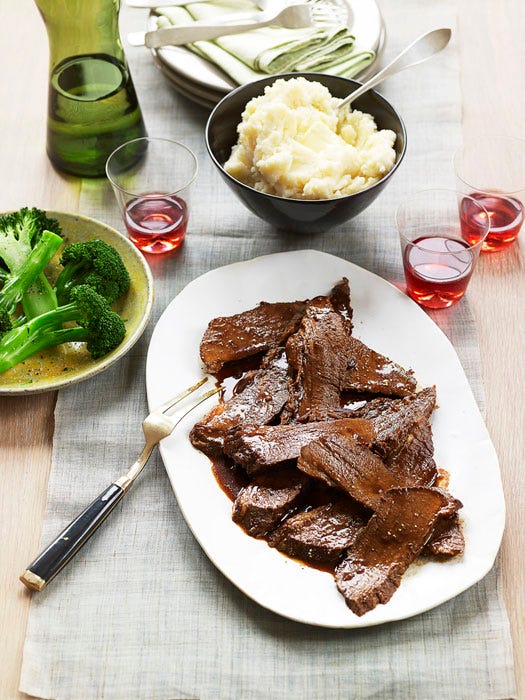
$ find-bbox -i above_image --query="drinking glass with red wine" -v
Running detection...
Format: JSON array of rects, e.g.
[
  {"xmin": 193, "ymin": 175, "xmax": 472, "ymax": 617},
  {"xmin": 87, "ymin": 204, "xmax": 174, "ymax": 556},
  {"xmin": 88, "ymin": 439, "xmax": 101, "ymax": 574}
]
[
  {"xmin": 454, "ymin": 136, "xmax": 525, "ymax": 252},
  {"xmin": 106, "ymin": 137, "xmax": 198, "ymax": 254},
  {"xmin": 397, "ymin": 188, "xmax": 490, "ymax": 310}
]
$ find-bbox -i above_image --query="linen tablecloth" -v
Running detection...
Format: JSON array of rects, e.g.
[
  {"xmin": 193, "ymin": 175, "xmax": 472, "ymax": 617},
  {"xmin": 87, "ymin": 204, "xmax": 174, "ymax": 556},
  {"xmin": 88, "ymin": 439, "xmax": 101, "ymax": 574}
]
[{"xmin": 20, "ymin": 1, "xmax": 517, "ymax": 698}]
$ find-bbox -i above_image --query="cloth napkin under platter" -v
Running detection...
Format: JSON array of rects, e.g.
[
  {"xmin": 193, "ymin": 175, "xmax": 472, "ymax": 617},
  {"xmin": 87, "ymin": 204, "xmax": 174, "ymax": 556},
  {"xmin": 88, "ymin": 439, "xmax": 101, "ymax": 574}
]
[
  {"xmin": 19, "ymin": 0, "xmax": 517, "ymax": 698},
  {"xmin": 154, "ymin": 0, "xmax": 375, "ymax": 85}
]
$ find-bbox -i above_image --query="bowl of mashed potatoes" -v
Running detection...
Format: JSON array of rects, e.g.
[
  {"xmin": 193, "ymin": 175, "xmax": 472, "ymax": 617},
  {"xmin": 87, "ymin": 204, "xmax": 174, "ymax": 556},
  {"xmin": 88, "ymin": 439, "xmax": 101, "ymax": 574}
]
[{"xmin": 206, "ymin": 73, "xmax": 406, "ymax": 234}]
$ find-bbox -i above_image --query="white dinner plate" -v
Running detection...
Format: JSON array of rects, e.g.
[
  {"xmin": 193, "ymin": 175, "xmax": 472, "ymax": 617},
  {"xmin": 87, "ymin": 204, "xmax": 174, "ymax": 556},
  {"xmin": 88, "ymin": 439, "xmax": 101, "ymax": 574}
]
[
  {"xmin": 152, "ymin": 53, "xmax": 228, "ymax": 109},
  {"xmin": 146, "ymin": 250, "xmax": 505, "ymax": 628},
  {"xmin": 150, "ymin": 0, "xmax": 386, "ymax": 104}
]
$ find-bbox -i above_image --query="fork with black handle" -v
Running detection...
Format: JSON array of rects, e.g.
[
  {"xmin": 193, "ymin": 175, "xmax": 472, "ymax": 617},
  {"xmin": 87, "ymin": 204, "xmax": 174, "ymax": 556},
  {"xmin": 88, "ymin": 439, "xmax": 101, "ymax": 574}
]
[{"xmin": 20, "ymin": 378, "xmax": 219, "ymax": 592}]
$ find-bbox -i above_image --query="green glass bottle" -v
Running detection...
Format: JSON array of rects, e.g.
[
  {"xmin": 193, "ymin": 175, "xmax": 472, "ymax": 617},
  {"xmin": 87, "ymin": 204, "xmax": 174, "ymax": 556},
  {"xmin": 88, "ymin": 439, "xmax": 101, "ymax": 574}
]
[{"xmin": 35, "ymin": 0, "xmax": 147, "ymax": 177}]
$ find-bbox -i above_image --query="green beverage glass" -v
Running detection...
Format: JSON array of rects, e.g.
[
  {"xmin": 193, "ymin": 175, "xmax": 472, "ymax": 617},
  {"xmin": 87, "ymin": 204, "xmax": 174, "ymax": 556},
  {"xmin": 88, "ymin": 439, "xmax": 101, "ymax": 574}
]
[{"xmin": 35, "ymin": 0, "xmax": 147, "ymax": 177}]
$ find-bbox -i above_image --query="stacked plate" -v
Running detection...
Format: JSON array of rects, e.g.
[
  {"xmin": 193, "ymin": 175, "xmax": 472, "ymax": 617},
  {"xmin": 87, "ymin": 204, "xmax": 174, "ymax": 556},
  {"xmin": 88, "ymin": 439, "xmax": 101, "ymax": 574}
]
[{"xmin": 148, "ymin": 0, "xmax": 386, "ymax": 108}]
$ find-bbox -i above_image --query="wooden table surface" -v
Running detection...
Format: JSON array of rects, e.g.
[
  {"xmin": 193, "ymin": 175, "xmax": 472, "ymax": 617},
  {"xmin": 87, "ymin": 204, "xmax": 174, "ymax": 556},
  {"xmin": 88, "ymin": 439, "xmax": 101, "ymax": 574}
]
[{"xmin": 1, "ymin": 1, "xmax": 523, "ymax": 698}]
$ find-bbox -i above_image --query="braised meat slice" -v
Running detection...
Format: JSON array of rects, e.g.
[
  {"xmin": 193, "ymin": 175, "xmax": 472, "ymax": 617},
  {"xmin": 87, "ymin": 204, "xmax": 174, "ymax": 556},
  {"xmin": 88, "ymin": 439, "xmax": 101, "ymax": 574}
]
[
  {"xmin": 297, "ymin": 433, "xmax": 402, "ymax": 511},
  {"xmin": 383, "ymin": 418, "xmax": 461, "ymax": 556},
  {"xmin": 346, "ymin": 395, "xmax": 396, "ymax": 420},
  {"xmin": 200, "ymin": 300, "xmax": 307, "ymax": 373},
  {"xmin": 268, "ymin": 499, "xmax": 366, "ymax": 565},
  {"xmin": 422, "ymin": 514, "xmax": 465, "ymax": 557},
  {"xmin": 367, "ymin": 387, "xmax": 437, "ymax": 457},
  {"xmin": 282, "ymin": 298, "xmax": 351, "ymax": 423},
  {"xmin": 343, "ymin": 336, "xmax": 417, "ymax": 397},
  {"xmin": 298, "ymin": 426, "xmax": 459, "ymax": 559},
  {"xmin": 335, "ymin": 487, "xmax": 461, "ymax": 616},
  {"xmin": 345, "ymin": 389, "xmax": 438, "ymax": 482},
  {"xmin": 224, "ymin": 418, "xmax": 375, "ymax": 474},
  {"xmin": 232, "ymin": 467, "xmax": 309, "ymax": 537},
  {"xmin": 385, "ymin": 419, "xmax": 438, "ymax": 486},
  {"xmin": 190, "ymin": 348, "xmax": 289, "ymax": 457},
  {"xmin": 328, "ymin": 277, "xmax": 353, "ymax": 328}
]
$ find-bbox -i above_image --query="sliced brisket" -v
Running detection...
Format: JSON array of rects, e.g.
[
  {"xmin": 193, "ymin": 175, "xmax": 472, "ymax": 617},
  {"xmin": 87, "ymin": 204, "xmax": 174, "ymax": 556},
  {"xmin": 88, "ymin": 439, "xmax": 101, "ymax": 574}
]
[
  {"xmin": 190, "ymin": 347, "xmax": 289, "ymax": 457},
  {"xmin": 194, "ymin": 280, "xmax": 464, "ymax": 610},
  {"xmin": 297, "ymin": 433, "xmax": 401, "ymax": 511},
  {"xmin": 200, "ymin": 300, "xmax": 307, "ymax": 373},
  {"xmin": 268, "ymin": 499, "xmax": 366, "ymax": 565},
  {"xmin": 422, "ymin": 513, "xmax": 465, "ymax": 557},
  {"xmin": 385, "ymin": 419, "xmax": 438, "ymax": 486},
  {"xmin": 367, "ymin": 387, "xmax": 437, "ymax": 457},
  {"xmin": 297, "ymin": 417, "xmax": 459, "ymax": 557},
  {"xmin": 224, "ymin": 418, "xmax": 375, "ymax": 474},
  {"xmin": 335, "ymin": 487, "xmax": 461, "ymax": 616},
  {"xmin": 343, "ymin": 336, "xmax": 417, "ymax": 397},
  {"xmin": 282, "ymin": 298, "xmax": 351, "ymax": 422},
  {"xmin": 328, "ymin": 277, "xmax": 353, "ymax": 328},
  {"xmin": 232, "ymin": 466, "xmax": 309, "ymax": 538}
]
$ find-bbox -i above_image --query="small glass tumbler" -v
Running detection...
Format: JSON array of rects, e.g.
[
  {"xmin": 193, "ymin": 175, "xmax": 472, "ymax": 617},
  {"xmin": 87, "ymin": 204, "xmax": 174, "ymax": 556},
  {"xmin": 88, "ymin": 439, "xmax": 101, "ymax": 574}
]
[
  {"xmin": 396, "ymin": 189, "xmax": 490, "ymax": 309},
  {"xmin": 106, "ymin": 137, "xmax": 198, "ymax": 254},
  {"xmin": 454, "ymin": 136, "xmax": 525, "ymax": 252}
]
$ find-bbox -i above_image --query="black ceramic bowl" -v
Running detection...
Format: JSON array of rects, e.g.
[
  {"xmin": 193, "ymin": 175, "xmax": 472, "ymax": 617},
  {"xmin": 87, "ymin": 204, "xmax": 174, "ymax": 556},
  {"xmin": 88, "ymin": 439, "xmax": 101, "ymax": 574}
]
[{"xmin": 205, "ymin": 72, "xmax": 407, "ymax": 234}]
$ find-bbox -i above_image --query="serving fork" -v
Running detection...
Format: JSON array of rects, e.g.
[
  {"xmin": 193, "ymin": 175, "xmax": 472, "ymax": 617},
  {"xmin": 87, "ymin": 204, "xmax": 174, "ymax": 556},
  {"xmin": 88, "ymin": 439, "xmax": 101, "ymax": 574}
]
[
  {"xmin": 127, "ymin": 3, "xmax": 313, "ymax": 48},
  {"xmin": 20, "ymin": 378, "xmax": 219, "ymax": 592}
]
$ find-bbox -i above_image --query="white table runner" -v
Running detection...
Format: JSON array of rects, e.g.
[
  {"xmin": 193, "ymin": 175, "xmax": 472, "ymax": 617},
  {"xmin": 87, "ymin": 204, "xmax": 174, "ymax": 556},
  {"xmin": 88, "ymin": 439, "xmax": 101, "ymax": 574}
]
[{"xmin": 20, "ymin": 1, "xmax": 517, "ymax": 698}]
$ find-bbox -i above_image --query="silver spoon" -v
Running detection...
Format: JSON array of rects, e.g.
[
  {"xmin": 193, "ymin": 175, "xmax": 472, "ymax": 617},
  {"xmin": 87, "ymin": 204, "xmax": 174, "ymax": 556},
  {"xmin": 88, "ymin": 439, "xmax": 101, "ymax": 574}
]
[{"xmin": 338, "ymin": 28, "xmax": 452, "ymax": 111}]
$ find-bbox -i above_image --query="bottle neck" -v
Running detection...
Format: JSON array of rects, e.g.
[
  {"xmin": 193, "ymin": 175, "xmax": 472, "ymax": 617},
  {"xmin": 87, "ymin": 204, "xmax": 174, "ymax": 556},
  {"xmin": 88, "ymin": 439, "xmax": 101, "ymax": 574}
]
[{"xmin": 35, "ymin": 0, "xmax": 125, "ymax": 69}]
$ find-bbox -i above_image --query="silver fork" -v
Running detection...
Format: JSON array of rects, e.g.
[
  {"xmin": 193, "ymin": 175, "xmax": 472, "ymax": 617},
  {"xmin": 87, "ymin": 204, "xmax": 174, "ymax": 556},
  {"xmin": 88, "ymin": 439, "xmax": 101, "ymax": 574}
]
[
  {"xmin": 127, "ymin": 3, "xmax": 313, "ymax": 48},
  {"xmin": 20, "ymin": 378, "xmax": 219, "ymax": 592}
]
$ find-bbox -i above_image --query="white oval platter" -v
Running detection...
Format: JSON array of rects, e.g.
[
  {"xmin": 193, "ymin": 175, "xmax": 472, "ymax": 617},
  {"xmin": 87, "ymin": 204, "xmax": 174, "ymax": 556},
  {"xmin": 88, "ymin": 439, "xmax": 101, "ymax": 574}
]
[{"xmin": 146, "ymin": 249, "xmax": 504, "ymax": 628}]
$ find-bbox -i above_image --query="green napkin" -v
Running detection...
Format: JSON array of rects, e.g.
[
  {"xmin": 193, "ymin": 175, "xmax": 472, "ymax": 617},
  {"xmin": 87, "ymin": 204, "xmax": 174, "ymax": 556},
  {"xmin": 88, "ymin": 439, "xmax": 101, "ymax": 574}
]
[
  {"xmin": 155, "ymin": 1, "xmax": 375, "ymax": 86},
  {"xmin": 157, "ymin": 6, "xmax": 262, "ymax": 85}
]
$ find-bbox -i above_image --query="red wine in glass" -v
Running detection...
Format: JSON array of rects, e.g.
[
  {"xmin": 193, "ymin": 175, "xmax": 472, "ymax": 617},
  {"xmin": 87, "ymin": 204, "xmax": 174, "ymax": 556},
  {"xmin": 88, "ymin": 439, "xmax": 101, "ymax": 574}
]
[
  {"xmin": 124, "ymin": 194, "xmax": 188, "ymax": 254},
  {"xmin": 403, "ymin": 235, "xmax": 474, "ymax": 309},
  {"xmin": 460, "ymin": 192, "xmax": 523, "ymax": 251}
]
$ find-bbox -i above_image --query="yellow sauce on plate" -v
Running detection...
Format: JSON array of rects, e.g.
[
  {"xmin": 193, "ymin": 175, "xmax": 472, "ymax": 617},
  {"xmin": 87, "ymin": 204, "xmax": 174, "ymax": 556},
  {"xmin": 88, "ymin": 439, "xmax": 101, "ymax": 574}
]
[{"xmin": 0, "ymin": 212, "xmax": 153, "ymax": 394}]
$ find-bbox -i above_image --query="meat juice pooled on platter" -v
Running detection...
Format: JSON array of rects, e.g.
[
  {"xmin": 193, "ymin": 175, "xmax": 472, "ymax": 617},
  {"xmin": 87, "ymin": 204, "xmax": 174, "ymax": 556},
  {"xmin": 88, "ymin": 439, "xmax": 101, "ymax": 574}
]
[{"xmin": 190, "ymin": 279, "xmax": 464, "ymax": 616}]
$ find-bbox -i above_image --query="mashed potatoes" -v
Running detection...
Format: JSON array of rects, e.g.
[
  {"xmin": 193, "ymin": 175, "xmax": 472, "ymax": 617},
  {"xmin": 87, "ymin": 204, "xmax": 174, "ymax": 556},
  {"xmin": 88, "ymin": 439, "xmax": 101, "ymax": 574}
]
[{"xmin": 224, "ymin": 77, "xmax": 397, "ymax": 200}]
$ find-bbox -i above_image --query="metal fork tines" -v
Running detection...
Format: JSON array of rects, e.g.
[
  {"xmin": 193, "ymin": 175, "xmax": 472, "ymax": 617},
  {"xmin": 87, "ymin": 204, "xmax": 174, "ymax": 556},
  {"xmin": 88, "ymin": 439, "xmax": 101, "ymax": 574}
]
[
  {"xmin": 19, "ymin": 378, "xmax": 219, "ymax": 592},
  {"xmin": 116, "ymin": 378, "xmax": 219, "ymax": 491}
]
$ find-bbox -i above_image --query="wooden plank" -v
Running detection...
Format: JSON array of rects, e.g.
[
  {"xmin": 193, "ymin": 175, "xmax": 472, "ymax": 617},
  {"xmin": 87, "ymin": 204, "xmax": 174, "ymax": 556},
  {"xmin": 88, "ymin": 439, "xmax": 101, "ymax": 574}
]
[
  {"xmin": 458, "ymin": 1, "xmax": 525, "ymax": 694},
  {"xmin": 0, "ymin": 1, "xmax": 80, "ymax": 698}
]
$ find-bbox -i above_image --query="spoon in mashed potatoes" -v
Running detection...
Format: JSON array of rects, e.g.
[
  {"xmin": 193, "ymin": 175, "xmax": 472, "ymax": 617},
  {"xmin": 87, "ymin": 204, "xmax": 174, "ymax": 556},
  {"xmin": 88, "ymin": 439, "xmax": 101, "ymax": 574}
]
[
  {"xmin": 224, "ymin": 77, "xmax": 398, "ymax": 200},
  {"xmin": 338, "ymin": 27, "xmax": 451, "ymax": 111},
  {"xmin": 224, "ymin": 29, "xmax": 450, "ymax": 201}
]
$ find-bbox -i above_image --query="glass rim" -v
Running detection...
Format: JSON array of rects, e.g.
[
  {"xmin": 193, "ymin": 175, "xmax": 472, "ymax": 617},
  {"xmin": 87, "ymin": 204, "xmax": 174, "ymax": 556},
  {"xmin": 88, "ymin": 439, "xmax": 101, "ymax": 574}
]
[
  {"xmin": 453, "ymin": 136, "xmax": 525, "ymax": 196},
  {"xmin": 396, "ymin": 187, "xmax": 491, "ymax": 253},
  {"xmin": 105, "ymin": 137, "xmax": 199, "ymax": 197}
]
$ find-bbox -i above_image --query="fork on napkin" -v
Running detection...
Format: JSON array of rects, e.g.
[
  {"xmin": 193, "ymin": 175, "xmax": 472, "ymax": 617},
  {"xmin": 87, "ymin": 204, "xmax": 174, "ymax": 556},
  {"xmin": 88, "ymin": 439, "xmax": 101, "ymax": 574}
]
[{"xmin": 152, "ymin": 0, "xmax": 375, "ymax": 86}]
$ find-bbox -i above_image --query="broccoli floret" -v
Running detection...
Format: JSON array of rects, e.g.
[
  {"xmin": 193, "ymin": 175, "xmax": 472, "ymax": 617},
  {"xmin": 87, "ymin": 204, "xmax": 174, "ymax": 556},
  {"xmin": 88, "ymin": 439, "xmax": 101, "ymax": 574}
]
[
  {"xmin": 0, "ymin": 207, "xmax": 62, "ymax": 320},
  {"xmin": 0, "ymin": 230, "xmax": 62, "ymax": 317},
  {"xmin": 0, "ymin": 207, "xmax": 60, "ymax": 271},
  {"xmin": 54, "ymin": 239, "xmax": 130, "ymax": 305},
  {"xmin": 0, "ymin": 285, "xmax": 126, "ymax": 374}
]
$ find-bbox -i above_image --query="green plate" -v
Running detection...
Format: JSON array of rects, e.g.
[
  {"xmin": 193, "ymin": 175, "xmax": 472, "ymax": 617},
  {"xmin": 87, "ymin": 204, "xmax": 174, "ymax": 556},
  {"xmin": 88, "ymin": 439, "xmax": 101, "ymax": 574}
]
[{"xmin": 0, "ymin": 211, "xmax": 154, "ymax": 395}]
